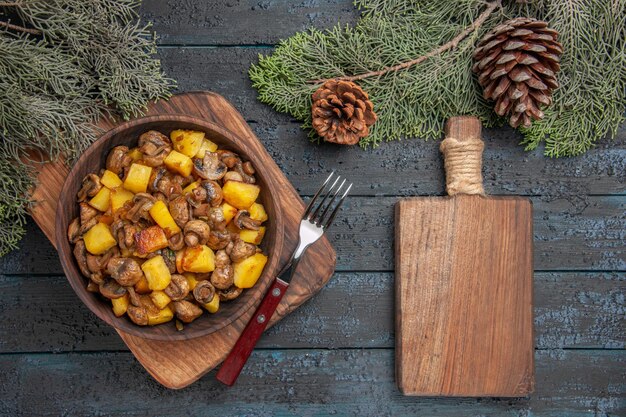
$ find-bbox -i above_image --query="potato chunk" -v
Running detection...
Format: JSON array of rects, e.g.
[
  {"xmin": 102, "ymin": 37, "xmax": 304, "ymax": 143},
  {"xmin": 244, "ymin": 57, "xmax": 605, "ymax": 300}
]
[
  {"xmin": 182, "ymin": 181, "xmax": 199, "ymax": 195},
  {"xmin": 195, "ymin": 138, "xmax": 218, "ymax": 158},
  {"xmin": 183, "ymin": 272, "xmax": 199, "ymax": 290},
  {"xmin": 203, "ymin": 294, "xmax": 219, "ymax": 313},
  {"xmin": 170, "ymin": 129, "xmax": 204, "ymax": 157},
  {"xmin": 111, "ymin": 293, "xmax": 129, "ymax": 317},
  {"xmin": 150, "ymin": 290, "xmax": 172, "ymax": 310},
  {"xmin": 220, "ymin": 202, "xmax": 238, "ymax": 224},
  {"xmin": 134, "ymin": 225, "xmax": 169, "ymax": 254},
  {"xmin": 182, "ymin": 245, "xmax": 215, "ymax": 273},
  {"xmin": 100, "ymin": 169, "xmax": 123, "ymax": 189},
  {"xmin": 249, "ymin": 203, "xmax": 268, "ymax": 222},
  {"xmin": 141, "ymin": 255, "xmax": 172, "ymax": 291},
  {"xmin": 233, "ymin": 253, "xmax": 268, "ymax": 288},
  {"xmin": 83, "ymin": 222, "xmax": 117, "ymax": 255},
  {"xmin": 123, "ymin": 163, "xmax": 152, "ymax": 193},
  {"xmin": 110, "ymin": 188, "xmax": 134, "ymax": 213},
  {"xmin": 148, "ymin": 305, "xmax": 174, "ymax": 325},
  {"xmin": 240, "ymin": 226, "xmax": 266, "ymax": 245},
  {"xmin": 88, "ymin": 187, "xmax": 110, "ymax": 212},
  {"xmin": 134, "ymin": 275, "xmax": 151, "ymax": 294},
  {"xmin": 222, "ymin": 181, "xmax": 260, "ymax": 210},
  {"xmin": 163, "ymin": 150, "xmax": 193, "ymax": 177},
  {"xmin": 149, "ymin": 200, "xmax": 181, "ymax": 236}
]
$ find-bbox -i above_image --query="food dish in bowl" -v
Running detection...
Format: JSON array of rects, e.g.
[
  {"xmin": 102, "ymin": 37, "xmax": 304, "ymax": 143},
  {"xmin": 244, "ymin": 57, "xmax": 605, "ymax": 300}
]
[{"xmin": 56, "ymin": 115, "xmax": 283, "ymax": 341}]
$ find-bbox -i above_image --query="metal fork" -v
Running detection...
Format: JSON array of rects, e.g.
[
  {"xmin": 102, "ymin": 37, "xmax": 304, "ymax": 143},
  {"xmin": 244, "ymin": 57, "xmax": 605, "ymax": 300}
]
[{"xmin": 216, "ymin": 172, "xmax": 351, "ymax": 386}]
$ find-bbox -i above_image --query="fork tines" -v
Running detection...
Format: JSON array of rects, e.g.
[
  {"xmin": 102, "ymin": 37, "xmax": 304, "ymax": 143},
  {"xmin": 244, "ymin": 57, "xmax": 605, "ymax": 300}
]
[{"xmin": 304, "ymin": 171, "xmax": 352, "ymax": 229}]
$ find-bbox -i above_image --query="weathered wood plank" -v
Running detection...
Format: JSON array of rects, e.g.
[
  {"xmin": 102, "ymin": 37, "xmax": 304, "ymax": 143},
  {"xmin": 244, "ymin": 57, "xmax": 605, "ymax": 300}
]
[
  {"xmin": 0, "ymin": 349, "xmax": 623, "ymax": 416},
  {"xmin": 1, "ymin": 196, "xmax": 622, "ymax": 275},
  {"xmin": 141, "ymin": 0, "xmax": 358, "ymax": 46},
  {"xmin": 155, "ymin": 47, "xmax": 625, "ymax": 196},
  {"xmin": 1, "ymin": 272, "xmax": 622, "ymax": 353}
]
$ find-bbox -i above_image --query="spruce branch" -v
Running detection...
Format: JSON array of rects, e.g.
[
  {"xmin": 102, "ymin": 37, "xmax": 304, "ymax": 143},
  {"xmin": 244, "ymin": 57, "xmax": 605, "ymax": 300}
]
[
  {"xmin": 307, "ymin": 0, "xmax": 502, "ymax": 84},
  {"xmin": 0, "ymin": 19, "xmax": 41, "ymax": 35}
]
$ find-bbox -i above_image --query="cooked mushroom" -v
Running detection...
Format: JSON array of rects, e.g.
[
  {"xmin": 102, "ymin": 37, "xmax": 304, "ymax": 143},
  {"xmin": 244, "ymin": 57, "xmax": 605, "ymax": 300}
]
[
  {"xmin": 223, "ymin": 171, "xmax": 243, "ymax": 182},
  {"xmin": 210, "ymin": 265, "xmax": 234, "ymax": 290},
  {"xmin": 138, "ymin": 130, "xmax": 172, "ymax": 167},
  {"xmin": 86, "ymin": 280, "xmax": 99, "ymax": 293},
  {"xmin": 186, "ymin": 186, "xmax": 207, "ymax": 208},
  {"xmin": 156, "ymin": 172, "xmax": 183, "ymax": 198},
  {"xmin": 168, "ymin": 233, "xmax": 185, "ymax": 251},
  {"xmin": 111, "ymin": 220, "xmax": 137, "ymax": 252},
  {"xmin": 230, "ymin": 239, "xmax": 256, "ymax": 262},
  {"xmin": 193, "ymin": 152, "xmax": 227, "ymax": 180},
  {"xmin": 148, "ymin": 167, "xmax": 167, "ymax": 193},
  {"xmin": 127, "ymin": 286, "xmax": 141, "ymax": 307},
  {"xmin": 106, "ymin": 145, "xmax": 132, "ymax": 175},
  {"xmin": 207, "ymin": 207, "xmax": 226, "ymax": 231},
  {"xmin": 73, "ymin": 240, "xmax": 91, "ymax": 278},
  {"xmin": 125, "ymin": 193, "xmax": 156, "ymax": 223},
  {"xmin": 79, "ymin": 202, "xmax": 99, "ymax": 224},
  {"xmin": 183, "ymin": 220, "xmax": 211, "ymax": 247},
  {"xmin": 107, "ymin": 257, "xmax": 143, "ymax": 286},
  {"xmin": 192, "ymin": 203, "xmax": 209, "ymax": 218},
  {"xmin": 201, "ymin": 180, "xmax": 223, "ymax": 207},
  {"xmin": 207, "ymin": 230, "xmax": 231, "ymax": 251},
  {"xmin": 165, "ymin": 274, "xmax": 190, "ymax": 301},
  {"xmin": 233, "ymin": 210, "xmax": 261, "ymax": 230},
  {"xmin": 242, "ymin": 161, "xmax": 255, "ymax": 176},
  {"xmin": 99, "ymin": 279, "xmax": 127, "ymax": 299},
  {"xmin": 219, "ymin": 150, "xmax": 240, "ymax": 168},
  {"xmin": 218, "ymin": 285, "xmax": 242, "ymax": 301},
  {"xmin": 169, "ymin": 195, "xmax": 189, "ymax": 228},
  {"xmin": 215, "ymin": 249, "xmax": 230, "ymax": 268},
  {"xmin": 193, "ymin": 280, "xmax": 215, "ymax": 304},
  {"xmin": 79, "ymin": 217, "xmax": 99, "ymax": 235},
  {"xmin": 234, "ymin": 161, "xmax": 255, "ymax": 184},
  {"xmin": 68, "ymin": 218, "xmax": 81, "ymax": 243},
  {"xmin": 159, "ymin": 248, "xmax": 177, "ymax": 273},
  {"xmin": 172, "ymin": 300, "xmax": 203, "ymax": 323},
  {"xmin": 127, "ymin": 305, "xmax": 148, "ymax": 326},
  {"xmin": 77, "ymin": 174, "xmax": 102, "ymax": 202}
]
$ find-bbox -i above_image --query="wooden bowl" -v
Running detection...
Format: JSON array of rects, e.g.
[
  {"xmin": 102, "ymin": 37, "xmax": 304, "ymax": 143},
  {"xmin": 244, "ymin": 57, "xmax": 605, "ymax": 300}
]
[{"xmin": 55, "ymin": 115, "xmax": 284, "ymax": 341}]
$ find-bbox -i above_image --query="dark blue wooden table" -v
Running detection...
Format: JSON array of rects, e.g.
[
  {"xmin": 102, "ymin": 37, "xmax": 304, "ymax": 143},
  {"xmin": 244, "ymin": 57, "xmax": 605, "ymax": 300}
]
[{"xmin": 1, "ymin": 1, "xmax": 624, "ymax": 416}]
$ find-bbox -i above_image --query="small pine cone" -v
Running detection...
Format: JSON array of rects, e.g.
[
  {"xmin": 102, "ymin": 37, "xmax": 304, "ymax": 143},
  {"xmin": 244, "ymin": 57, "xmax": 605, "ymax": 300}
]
[
  {"xmin": 472, "ymin": 17, "xmax": 563, "ymax": 128},
  {"xmin": 311, "ymin": 80, "xmax": 377, "ymax": 145}
]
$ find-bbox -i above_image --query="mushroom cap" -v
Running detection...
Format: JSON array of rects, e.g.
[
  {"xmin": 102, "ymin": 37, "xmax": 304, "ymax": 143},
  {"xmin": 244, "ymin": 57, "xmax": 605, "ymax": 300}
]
[
  {"xmin": 165, "ymin": 274, "xmax": 190, "ymax": 301},
  {"xmin": 107, "ymin": 257, "xmax": 143, "ymax": 286},
  {"xmin": 168, "ymin": 195, "xmax": 190, "ymax": 228},
  {"xmin": 200, "ymin": 180, "xmax": 223, "ymax": 207},
  {"xmin": 73, "ymin": 240, "xmax": 91, "ymax": 278},
  {"xmin": 77, "ymin": 174, "xmax": 102, "ymax": 202},
  {"xmin": 99, "ymin": 279, "xmax": 127, "ymax": 299},
  {"xmin": 127, "ymin": 305, "xmax": 148, "ymax": 326},
  {"xmin": 193, "ymin": 152, "xmax": 227, "ymax": 180},
  {"xmin": 193, "ymin": 280, "xmax": 216, "ymax": 304},
  {"xmin": 230, "ymin": 239, "xmax": 256, "ymax": 262},
  {"xmin": 68, "ymin": 217, "xmax": 81, "ymax": 243},
  {"xmin": 233, "ymin": 210, "xmax": 261, "ymax": 231},
  {"xmin": 106, "ymin": 145, "xmax": 131, "ymax": 175},
  {"xmin": 210, "ymin": 265, "xmax": 234, "ymax": 290},
  {"xmin": 183, "ymin": 220, "xmax": 211, "ymax": 247},
  {"xmin": 172, "ymin": 300, "xmax": 203, "ymax": 323},
  {"xmin": 218, "ymin": 285, "xmax": 243, "ymax": 301}
]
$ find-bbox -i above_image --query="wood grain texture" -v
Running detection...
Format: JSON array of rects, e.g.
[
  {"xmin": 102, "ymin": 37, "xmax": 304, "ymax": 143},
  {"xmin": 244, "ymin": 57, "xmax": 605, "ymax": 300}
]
[
  {"xmin": 1, "ymin": 350, "xmax": 623, "ymax": 417},
  {"xmin": 3, "ymin": 196, "xmax": 624, "ymax": 275},
  {"xmin": 1, "ymin": 271, "xmax": 623, "ymax": 353},
  {"xmin": 395, "ymin": 117, "xmax": 534, "ymax": 397},
  {"xmin": 27, "ymin": 92, "xmax": 336, "ymax": 388},
  {"xmin": 396, "ymin": 196, "xmax": 534, "ymax": 396}
]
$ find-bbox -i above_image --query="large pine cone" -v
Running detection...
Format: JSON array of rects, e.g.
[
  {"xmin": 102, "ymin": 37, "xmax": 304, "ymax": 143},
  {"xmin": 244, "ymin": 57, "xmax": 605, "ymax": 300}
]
[
  {"xmin": 472, "ymin": 17, "xmax": 563, "ymax": 128},
  {"xmin": 311, "ymin": 80, "xmax": 377, "ymax": 145}
]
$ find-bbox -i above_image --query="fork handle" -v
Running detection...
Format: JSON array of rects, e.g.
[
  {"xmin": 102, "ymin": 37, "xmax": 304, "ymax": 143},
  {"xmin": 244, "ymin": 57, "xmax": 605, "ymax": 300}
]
[{"xmin": 216, "ymin": 278, "xmax": 289, "ymax": 386}]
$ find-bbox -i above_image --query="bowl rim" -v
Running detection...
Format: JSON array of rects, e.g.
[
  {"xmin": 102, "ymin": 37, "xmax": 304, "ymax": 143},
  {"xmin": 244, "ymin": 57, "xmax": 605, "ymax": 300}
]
[{"xmin": 55, "ymin": 114, "xmax": 285, "ymax": 341}]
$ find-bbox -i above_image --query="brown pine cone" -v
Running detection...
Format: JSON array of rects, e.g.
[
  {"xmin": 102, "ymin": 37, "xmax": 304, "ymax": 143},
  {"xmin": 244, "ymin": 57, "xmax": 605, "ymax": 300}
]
[
  {"xmin": 472, "ymin": 17, "xmax": 563, "ymax": 128},
  {"xmin": 311, "ymin": 80, "xmax": 377, "ymax": 145}
]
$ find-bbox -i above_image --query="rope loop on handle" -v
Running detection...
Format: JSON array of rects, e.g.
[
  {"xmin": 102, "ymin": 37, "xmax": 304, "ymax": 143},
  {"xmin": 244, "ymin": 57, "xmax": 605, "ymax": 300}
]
[{"xmin": 439, "ymin": 136, "xmax": 485, "ymax": 196}]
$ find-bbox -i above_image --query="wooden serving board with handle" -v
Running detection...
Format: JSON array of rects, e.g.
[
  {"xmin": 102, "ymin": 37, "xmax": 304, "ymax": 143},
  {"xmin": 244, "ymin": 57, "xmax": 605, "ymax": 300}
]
[
  {"xmin": 28, "ymin": 91, "xmax": 337, "ymax": 389},
  {"xmin": 395, "ymin": 116, "xmax": 534, "ymax": 397}
]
